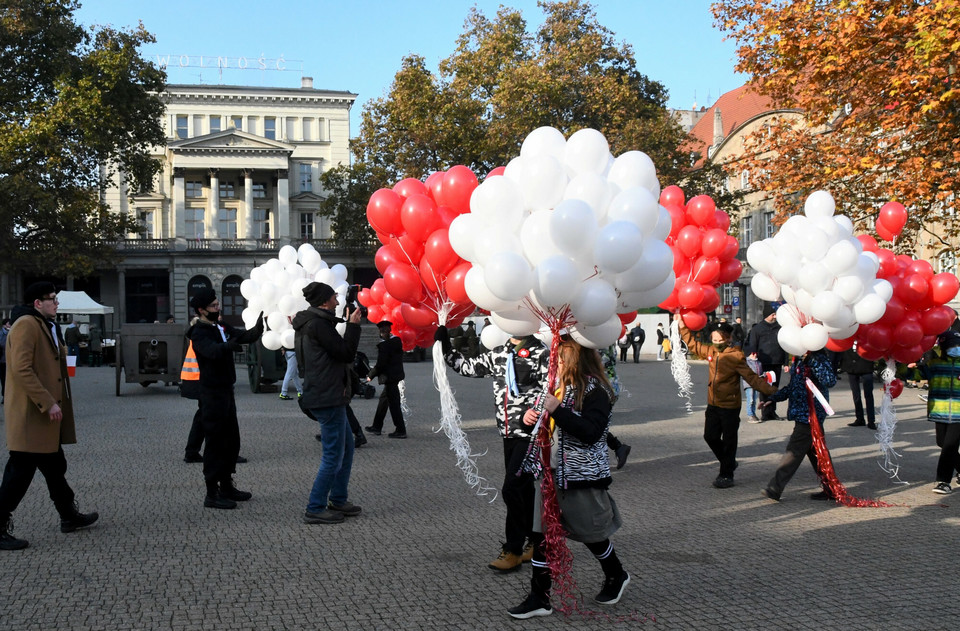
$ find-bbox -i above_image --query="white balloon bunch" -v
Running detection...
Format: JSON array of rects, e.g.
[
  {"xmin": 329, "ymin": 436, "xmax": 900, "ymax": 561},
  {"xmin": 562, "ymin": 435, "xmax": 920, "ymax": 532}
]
[
  {"xmin": 448, "ymin": 127, "xmax": 675, "ymax": 348},
  {"xmin": 240, "ymin": 243, "xmax": 350, "ymax": 351},
  {"xmin": 746, "ymin": 190, "xmax": 892, "ymax": 356}
]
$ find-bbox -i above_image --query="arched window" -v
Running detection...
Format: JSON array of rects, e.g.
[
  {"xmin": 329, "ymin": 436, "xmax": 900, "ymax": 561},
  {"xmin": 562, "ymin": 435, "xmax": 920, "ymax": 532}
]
[
  {"xmin": 186, "ymin": 275, "xmax": 213, "ymax": 322},
  {"xmin": 938, "ymin": 250, "xmax": 957, "ymax": 275},
  {"xmin": 221, "ymin": 275, "xmax": 245, "ymax": 328}
]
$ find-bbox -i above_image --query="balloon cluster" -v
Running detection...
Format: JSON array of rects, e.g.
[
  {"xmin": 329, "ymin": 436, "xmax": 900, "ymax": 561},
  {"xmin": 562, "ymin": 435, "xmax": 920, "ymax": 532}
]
[
  {"xmin": 361, "ymin": 167, "xmax": 480, "ymax": 350},
  {"xmin": 240, "ymin": 244, "xmax": 349, "ymax": 351},
  {"xmin": 874, "ymin": 201, "xmax": 908, "ymax": 243},
  {"xmin": 848, "ymin": 235, "xmax": 959, "ymax": 362},
  {"xmin": 657, "ymin": 186, "xmax": 742, "ymax": 330},
  {"xmin": 449, "ymin": 126, "xmax": 675, "ymax": 347},
  {"xmin": 747, "ymin": 191, "xmax": 892, "ymax": 356}
]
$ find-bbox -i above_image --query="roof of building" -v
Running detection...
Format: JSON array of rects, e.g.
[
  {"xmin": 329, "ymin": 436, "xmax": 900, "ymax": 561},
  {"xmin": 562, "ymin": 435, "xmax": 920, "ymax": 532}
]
[
  {"xmin": 164, "ymin": 83, "xmax": 358, "ymax": 100},
  {"xmin": 684, "ymin": 84, "xmax": 779, "ymax": 167}
]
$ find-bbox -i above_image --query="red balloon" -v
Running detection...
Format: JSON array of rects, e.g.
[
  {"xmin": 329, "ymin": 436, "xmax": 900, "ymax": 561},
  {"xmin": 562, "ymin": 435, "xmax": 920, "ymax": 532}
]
[
  {"xmin": 692, "ymin": 256, "xmax": 720, "ymax": 285},
  {"xmin": 886, "ymin": 378, "xmax": 904, "ymax": 399},
  {"xmin": 718, "ymin": 236, "xmax": 740, "ymax": 262},
  {"xmin": 369, "ymin": 279, "xmax": 386, "ymax": 303},
  {"xmin": 668, "ymin": 206, "xmax": 686, "ymax": 239},
  {"xmin": 486, "ymin": 166, "xmax": 506, "ymax": 179},
  {"xmin": 365, "ymin": 305, "xmax": 384, "ymax": 324},
  {"xmin": 383, "ymin": 263, "xmax": 424, "ymax": 304},
  {"xmin": 856, "ymin": 234, "xmax": 879, "ymax": 253},
  {"xmin": 617, "ymin": 312, "xmax": 636, "ymax": 325},
  {"xmin": 401, "ymin": 303, "xmax": 437, "ymax": 329},
  {"xmin": 907, "ymin": 259, "xmax": 934, "ymax": 280},
  {"xmin": 393, "ymin": 177, "xmax": 427, "ymax": 200},
  {"xmin": 357, "ymin": 288, "xmax": 373, "ymax": 307},
  {"xmin": 825, "ymin": 336, "xmax": 855, "ymax": 352},
  {"xmin": 382, "ymin": 292, "xmax": 400, "ymax": 311},
  {"xmin": 678, "ymin": 281, "xmax": 705, "ymax": 309},
  {"xmin": 713, "ymin": 210, "xmax": 731, "ymax": 232},
  {"xmin": 718, "ymin": 258, "xmax": 743, "ymax": 284},
  {"xmin": 659, "ymin": 288, "xmax": 680, "ymax": 312},
  {"xmin": 424, "ymin": 171, "xmax": 444, "ymax": 202},
  {"xmin": 857, "ymin": 343, "xmax": 885, "ymax": 361},
  {"xmin": 375, "ymin": 245, "xmax": 403, "ymax": 276},
  {"xmin": 676, "ymin": 225, "xmax": 703, "ymax": 259},
  {"xmin": 699, "ymin": 287, "xmax": 721, "ymax": 312},
  {"xmin": 875, "ymin": 220, "xmax": 895, "ymax": 243},
  {"xmin": 424, "ymin": 228, "xmax": 459, "ymax": 275},
  {"xmin": 685, "ymin": 195, "xmax": 716, "ymax": 227},
  {"xmin": 415, "ymin": 327, "xmax": 436, "ymax": 348},
  {"xmin": 878, "ymin": 201, "xmax": 907, "ymax": 235},
  {"xmin": 436, "ymin": 205, "xmax": 461, "ymax": 228},
  {"xmin": 894, "ymin": 319, "xmax": 924, "ymax": 347},
  {"xmin": 892, "ymin": 344, "xmax": 924, "ymax": 364},
  {"xmin": 376, "ymin": 231, "xmax": 391, "ymax": 246},
  {"xmin": 878, "ymin": 297, "xmax": 907, "ymax": 327},
  {"xmin": 930, "ymin": 273, "xmax": 960, "ymax": 305},
  {"xmin": 398, "ymin": 327, "xmax": 417, "ymax": 352},
  {"xmin": 898, "ymin": 273, "xmax": 929, "ymax": 306},
  {"xmin": 920, "ymin": 305, "xmax": 954, "ymax": 336},
  {"xmin": 670, "ymin": 245, "xmax": 690, "ymax": 278},
  {"xmin": 418, "ymin": 256, "xmax": 442, "ymax": 294},
  {"xmin": 700, "ymin": 229, "xmax": 728, "ymax": 258},
  {"xmin": 896, "ymin": 254, "xmax": 914, "ymax": 271},
  {"xmin": 366, "ymin": 188, "xmax": 404, "ymax": 236},
  {"xmin": 875, "ymin": 249, "xmax": 897, "ymax": 278},
  {"xmin": 862, "ymin": 323, "xmax": 893, "ymax": 352},
  {"xmin": 400, "ymin": 194, "xmax": 441, "ymax": 243},
  {"xmin": 445, "ymin": 262, "xmax": 472, "ymax": 304},
  {"xmin": 394, "ymin": 233, "xmax": 424, "ymax": 263},
  {"xmin": 681, "ymin": 309, "xmax": 708, "ymax": 331},
  {"xmin": 920, "ymin": 334, "xmax": 938, "ymax": 352},
  {"xmin": 438, "ymin": 165, "xmax": 479, "ymax": 215},
  {"xmin": 659, "ymin": 185, "xmax": 686, "ymax": 210}
]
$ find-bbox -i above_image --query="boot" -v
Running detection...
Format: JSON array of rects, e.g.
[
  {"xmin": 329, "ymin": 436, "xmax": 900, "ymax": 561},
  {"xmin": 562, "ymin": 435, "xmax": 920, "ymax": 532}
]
[
  {"xmin": 59, "ymin": 502, "xmax": 99, "ymax": 533},
  {"xmin": 204, "ymin": 481, "xmax": 237, "ymax": 509},
  {"xmin": 220, "ymin": 478, "xmax": 252, "ymax": 502},
  {"xmin": 1, "ymin": 517, "xmax": 29, "ymax": 551},
  {"xmin": 354, "ymin": 431, "xmax": 367, "ymax": 448}
]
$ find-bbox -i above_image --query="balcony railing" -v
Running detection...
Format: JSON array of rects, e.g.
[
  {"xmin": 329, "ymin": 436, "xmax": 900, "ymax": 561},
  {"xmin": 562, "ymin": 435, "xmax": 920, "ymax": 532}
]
[{"xmin": 106, "ymin": 237, "xmax": 375, "ymax": 254}]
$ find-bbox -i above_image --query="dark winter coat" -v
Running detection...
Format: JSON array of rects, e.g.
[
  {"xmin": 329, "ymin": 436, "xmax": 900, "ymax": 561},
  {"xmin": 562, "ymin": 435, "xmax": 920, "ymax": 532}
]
[
  {"xmin": 368, "ymin": 335, "xmax": 404, "ymax": 384},
  {"xmin": 292, "ymin": 307, "xmax": 360, "ymax": 410},
  {"xmin": 189, "ymin": 318, "xmax": 262, "ymax": 389},
  {"xmin": 744, "ymin": 320, "xmax": 786, "ymax": 365},
  {"xmin": 681, "ymin": 326, "xmax": 776, "ymax": 409},
  {"xmin": 767, "ymin": 351, "xmax": 837, "ymax": 424}
]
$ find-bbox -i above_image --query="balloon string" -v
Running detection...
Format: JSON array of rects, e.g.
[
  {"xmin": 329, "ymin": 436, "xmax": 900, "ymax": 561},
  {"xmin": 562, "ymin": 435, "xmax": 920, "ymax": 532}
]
[
  {"xmin": 876, "ymin": 358, "xmax": 906, "ymax": 482},
  {"xmin": 390, "ymin": 234, "xmax": 447, "ymax": 305},
  {"xmin": 669, "ymin": 320, "xmax": 694, "ymax": 414}
]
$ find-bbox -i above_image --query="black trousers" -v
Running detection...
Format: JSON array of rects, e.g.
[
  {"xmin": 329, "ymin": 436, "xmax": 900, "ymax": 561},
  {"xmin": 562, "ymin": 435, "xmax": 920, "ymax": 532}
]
[
  {"xmin": 631, "ymin": 342, "xmax": 641, "ymax": 362},
  {"xmin": 346, "ymin": 404, "xmax": 362, "ymax": 436},
  {"xmin": 848, "ymin": 373, "xmax": 875, "ymax": 425},
  {"xmin": 767, "ymin": 421, "xmax": 822, "ymax": 495},
  {"xmin": 370, "ymin": 380, "xmax": 405, "ymax": 432},
  {"xmin": 759, "ymin": 363, "xmax": 783, "ymax": 419},
  {"xmin": 502, "ymin": 436, "xmax": 535, "ymax": 555},
  {"xmin": 704, "ymin": 405, "xmax": 741, "ymax": 477},
  {"xmin": 0, "ymin": 449, "xmax": 75, "ymax": 521},
  {"xmin": 199, "ymin": 386, "xmax": 240, "ymax": 483},
  {"xmin": 934, "ymin": 422, "xmax": 960, "ymax": 483},
  {"xmin": 185, "ymin": 403, "xmax": 204, "ymax": 457}
]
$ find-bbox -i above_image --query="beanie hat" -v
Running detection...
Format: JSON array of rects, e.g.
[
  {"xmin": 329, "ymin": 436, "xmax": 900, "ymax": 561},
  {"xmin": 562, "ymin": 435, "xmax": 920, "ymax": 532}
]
[
  {"xmin": 762, "ymin": 302, "xmax": 778, "ymax": 318},
  {"xmin": 190, "ymin": 288, "xmax": 217, "ymax": 311},
  {"xmin": 24, "ymin": 281, "xmax": 57, "ymax": 304},
  {"xmin": 937, "ymin": 330, "xmax": 960, "ymax": 352},
  {"xmin": 303, "ymin": 282, "xmax": 336, "ymax": 307}
]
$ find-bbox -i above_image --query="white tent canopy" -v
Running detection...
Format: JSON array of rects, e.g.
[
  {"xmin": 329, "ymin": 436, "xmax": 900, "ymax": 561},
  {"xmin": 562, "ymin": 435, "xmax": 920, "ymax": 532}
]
[{"xmin": 56, "ymin": 291, "xmax": 114, "ymax": 315}]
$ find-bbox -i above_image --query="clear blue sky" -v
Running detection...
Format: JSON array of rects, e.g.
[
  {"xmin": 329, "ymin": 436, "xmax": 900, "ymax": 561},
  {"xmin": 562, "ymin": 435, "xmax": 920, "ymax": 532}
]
[{"xmin": 76, "ymin": 0, "xmax": 746, "ymax": 134}]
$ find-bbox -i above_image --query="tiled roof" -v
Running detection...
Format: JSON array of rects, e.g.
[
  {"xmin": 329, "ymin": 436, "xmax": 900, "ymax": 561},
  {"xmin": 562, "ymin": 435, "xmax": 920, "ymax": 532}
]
[{"xmin": 683, "ymin": 84, "xmax": 777, "ymax": 167}]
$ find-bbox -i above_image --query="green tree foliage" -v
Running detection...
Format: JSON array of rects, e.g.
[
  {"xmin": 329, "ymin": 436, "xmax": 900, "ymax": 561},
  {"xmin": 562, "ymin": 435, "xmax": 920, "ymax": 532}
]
[
  {"xmin": 350, "ymin": 0, "xmax": 737, "ymax": 211},
  {"xmin": 0, "ymin": 0, "xmax": 166, "ymax": 276}
]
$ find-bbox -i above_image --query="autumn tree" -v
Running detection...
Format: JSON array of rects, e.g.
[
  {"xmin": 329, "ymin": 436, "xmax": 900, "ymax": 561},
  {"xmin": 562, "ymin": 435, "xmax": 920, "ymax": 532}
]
[
  {"xmin": 713, "ymin": 0, "xmax": 960, "ymax": 252},
  {"xmin": 317, "ymin": 162, "xmax": 385, "ymax": 249},
  {"xmin": 349, "ymin": 0, "xmax": 736, "ymax": 207},
  {"xmin": 0, "ymin": 0, "xmax": 166, "ymax": 276}
]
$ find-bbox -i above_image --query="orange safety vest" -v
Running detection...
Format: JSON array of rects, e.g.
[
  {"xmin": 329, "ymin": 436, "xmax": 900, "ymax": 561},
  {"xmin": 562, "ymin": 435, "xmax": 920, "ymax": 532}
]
[{"xmin": 181, "ymin": 341, "xmax": 200, "ymax": 381}]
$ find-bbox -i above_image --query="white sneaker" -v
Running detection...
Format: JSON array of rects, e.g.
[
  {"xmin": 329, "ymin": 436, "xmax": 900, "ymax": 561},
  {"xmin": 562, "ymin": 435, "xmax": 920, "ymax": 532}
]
[{"xmin": 933, "ymin": 482, "xmax": 952, "ymax": 495}]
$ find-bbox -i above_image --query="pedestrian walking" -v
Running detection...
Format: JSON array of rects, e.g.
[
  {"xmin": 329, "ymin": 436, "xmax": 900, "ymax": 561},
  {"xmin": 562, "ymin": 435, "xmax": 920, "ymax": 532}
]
[
  {"xmin": 922, "ymin": 330, "xmax": 960, "ymax": 494},
  {"xmin": 365, "ymin": 320, "xmax": 407, "ymax": 438}
]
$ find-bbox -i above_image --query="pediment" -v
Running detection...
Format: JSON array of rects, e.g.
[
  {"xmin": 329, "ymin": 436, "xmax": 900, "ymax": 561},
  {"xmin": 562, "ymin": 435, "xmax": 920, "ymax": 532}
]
[
  {"xmin": 290, "ymin": 192, "xmax": 325, "ymax": 202},
  {"xmin": 169, "ymin": 129, "xmax": 294, "ymax": 153}
]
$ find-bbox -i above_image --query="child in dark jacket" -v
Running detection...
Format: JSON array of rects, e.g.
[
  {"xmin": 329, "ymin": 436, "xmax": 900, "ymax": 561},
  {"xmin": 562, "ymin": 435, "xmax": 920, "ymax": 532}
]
[{"xmin": 678, "ymin": 317, "xmax": 777, "ymax": 489}]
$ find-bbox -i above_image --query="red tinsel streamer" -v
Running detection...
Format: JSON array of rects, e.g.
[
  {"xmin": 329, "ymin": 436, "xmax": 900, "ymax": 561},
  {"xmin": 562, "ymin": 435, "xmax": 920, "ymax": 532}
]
[{"xmin": 806, "ymin": 385, "xmax": 895, "ymax": 508}]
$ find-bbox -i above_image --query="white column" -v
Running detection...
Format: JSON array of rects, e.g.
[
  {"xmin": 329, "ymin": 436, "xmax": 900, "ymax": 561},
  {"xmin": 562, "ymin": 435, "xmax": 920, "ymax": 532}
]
[
  {"xmin": 243, "ymin": 169, "xmax": 255, "ymax": 240},
  {"xmin": 173, "ymin": 168, "xmax": 186, "ymax": 238},
  {"xmin": 276, "ymin": 169, "xmax": 290, "ymax": 242},
  {"xmin": 207, "ymin": 168, "xmax": 219, "ymax": 240}
]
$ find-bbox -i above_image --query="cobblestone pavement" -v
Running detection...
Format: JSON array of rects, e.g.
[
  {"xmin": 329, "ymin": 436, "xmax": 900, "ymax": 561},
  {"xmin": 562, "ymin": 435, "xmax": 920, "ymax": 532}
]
[{"xmin": 1, "ymin": 357, "xmax": 957, "ymax": 630}]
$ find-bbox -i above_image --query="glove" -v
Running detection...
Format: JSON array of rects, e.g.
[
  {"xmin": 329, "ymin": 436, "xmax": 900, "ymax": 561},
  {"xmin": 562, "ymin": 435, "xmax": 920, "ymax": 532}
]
[
  {"xmin": 254, "ymin": 312, "xmax": 265, "ymax": 334},
  {"xmin": 434, "ymin": 326, "xmax": 452, "ymax": 354},
  {"xmin": 227, "ymin": 341, "xmax": 243, "ymax": 352}
]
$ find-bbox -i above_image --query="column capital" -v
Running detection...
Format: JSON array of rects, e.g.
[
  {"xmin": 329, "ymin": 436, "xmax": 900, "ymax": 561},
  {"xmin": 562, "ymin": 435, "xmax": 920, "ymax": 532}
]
[
  {"xmin": 208, "ymin": 167, "xmax": 220, "ymax": 177},
  {"xmin": 241, "ymin": 168, "xmax": 254, "ymax": 178},
  {"xmin": 276, "ymin": 169, "xmax": 288, "ymax": 179},
  {"xmin": 173, "ymin": 167, "xmax": 186, "ymax": 178}
]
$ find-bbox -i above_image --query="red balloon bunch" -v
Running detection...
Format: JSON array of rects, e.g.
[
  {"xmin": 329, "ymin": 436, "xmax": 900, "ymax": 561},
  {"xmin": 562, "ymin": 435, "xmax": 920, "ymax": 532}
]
[
  {"xmin": 839, "ymin": 234, "xmax": 960, "ymax": 363},
  {"xmin": 362, "ymin": 166, "xmax": 480, "ymax": 350},
  {"xmin": 875, "ymin": 201, "xmax": 908, "ymax": 242},
  {"xmin": 657, "ymin": 186, "xmax": 742, "ymax": 330}
]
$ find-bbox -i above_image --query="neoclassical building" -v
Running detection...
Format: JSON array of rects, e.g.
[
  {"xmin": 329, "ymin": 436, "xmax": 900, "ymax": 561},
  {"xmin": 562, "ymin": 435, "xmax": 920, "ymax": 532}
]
[{"xmin": 73, "ymin": 79, "xmax": 369, "ymax": 329}]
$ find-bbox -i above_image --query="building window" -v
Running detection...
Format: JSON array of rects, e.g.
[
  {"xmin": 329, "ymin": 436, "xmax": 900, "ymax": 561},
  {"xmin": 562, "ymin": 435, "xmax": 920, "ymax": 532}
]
[
  {"xmin": 938, "ymin": 250, "xmax": 957, "ymax": 275},
  {"xmin": 220, "ymin": 275, "xmax": 245, "ymax": 328},
  {"xmin": 722, "ymin": 284, "xmax": 734, "ymax": 305},
  {"xmin": 218, "ymin": 208, "xmax": 237, "ymax": 239},
  {"xmin": 763, "ymin": 211, "xmax": 775, "ymax": 238},
  {"xmin": 176, "ymin": 115, "xmax": 188, "ymax": 139},
  {"xmin": 264, "ymin": 117, "xmax": 276, "ymax": 140},
  {"xmin": 299, "ymin": 163, "xmax": 312, "ymax": 193},
  {"xmin": 193, "ymin": 115, "xmax": 203, "ymax": 136},
  {"xmin": 317, "ymin": 118, "xmax": 325, "ymax": 141},
  {"xmin": 138, "ymin": 209, "xmax": 153, "ymax": 239},
  {"xmin": 741, "ymin": 216, "xmax": 753, "ymax": 246},
  {"xmin": 252, "ymin": 183, "xmax": 266, "ymax": 199},
  {"xmin": 185, "ymin": 181, "xmax": 203, "ymax": 198},
  {"xmin": 219, "ymin": 182, "xmax": 235, "ymax": 198},
  {"xmin": 210, "ymin": 115, "xmax": 221, "ymax": 133},
  {"xmin": 302, "ymin": 118, "xmax": 313, "ymax": 141},
  {"xmin": 185, "ymin": 208, "xmax": 205, "ymax": 239},
  {"xmin": 740, "ymin": 170, "xmax": 750, "ymax": 190},
  {"xmin": 300, "ymin": 212, "xmax": 314, "ymax": 240},
  {"xmin": 231, "ymin": 115, "xmax": 242, "ymax": 131},
  {"xmin": 254, "ymin": 208, "xmax": 270, "ymax": 239},
  {"xmin": 286, "ymin": 117, "xmax": 297, "ymax": 140},
  {"xmin": 247, "ymin": 116, "xmax": 258, "ymax": 135}
]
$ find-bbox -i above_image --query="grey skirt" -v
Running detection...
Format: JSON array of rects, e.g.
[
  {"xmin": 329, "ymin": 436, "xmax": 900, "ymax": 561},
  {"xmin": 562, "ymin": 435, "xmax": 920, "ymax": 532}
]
[{"xmin": 533, "ymin": 484, "xmax": 622, "ymax": 543}]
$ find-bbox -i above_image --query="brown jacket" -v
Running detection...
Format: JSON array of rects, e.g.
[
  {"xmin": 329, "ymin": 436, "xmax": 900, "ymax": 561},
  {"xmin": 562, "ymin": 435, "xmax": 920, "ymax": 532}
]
[
  {"xmin": 3, "ymin": 312, "xmax": 76, "ymax": 452},
  {"xmin": 681, "ymin": 326, "xmax": 776, "ymax": 409}
]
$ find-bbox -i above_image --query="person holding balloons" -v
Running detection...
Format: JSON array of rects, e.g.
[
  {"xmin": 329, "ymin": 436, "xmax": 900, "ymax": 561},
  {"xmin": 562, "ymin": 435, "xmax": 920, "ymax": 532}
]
[{"xmin": 677, "ymin": 316, "xmax": 777, "ymax": 489}]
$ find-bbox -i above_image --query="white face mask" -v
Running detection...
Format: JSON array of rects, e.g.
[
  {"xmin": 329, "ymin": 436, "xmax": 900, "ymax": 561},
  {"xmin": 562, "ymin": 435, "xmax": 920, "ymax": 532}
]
[{"xmin": 946, "ymin": 347, "xmax": 960, "ymax": 358}]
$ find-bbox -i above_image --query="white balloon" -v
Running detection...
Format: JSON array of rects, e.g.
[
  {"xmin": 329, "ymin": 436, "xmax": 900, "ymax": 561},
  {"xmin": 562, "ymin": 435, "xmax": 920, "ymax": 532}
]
[
  {"xmin": 502, "ymin": 155, "xmax": 527, "ymax": 186},
  {"xmin": 297, "ymin": 242, "xmax": 317, "ymax": 259},
  {"xmin": 770, "ymin": 256, "xmax": 799, "ymax": 286},
  {"xmin": 828, "ymin": 321, "xmax": 860, "ymax": 340},
  {"xmin": 491, "ymin": 308, "xmax": 541, "ymax": 336},
  {"xmin": 570, "ymin": 278, "xmax": 618, "ymax": 326},
  {"xmin": 794, "ymin": 288, "xmax": 814, "ymax": 315},
  {"xmin": 811, "ymin": 291, "xmax": 844, "ymax": 322},
  {"xmin": 520, "ymin": 209, "xmax": 564, "ymax": 266},
  {"xmin": 261, "ymin": 330, "xmax": 282, "ymax": 351},
  {"xmin": 632, "ymin": 274, "xmax": 675, "ymax": 309},
  {"xmin": 246, "ymin": 295, "xmax": 265, "ymax": 315},
  {"xmin": 335, "ymin": 322, "xmax": 346, "ymax": 337},
  {"xmin": 258, "ymin": 282, "xmax": 278, "ymax": 305},
  {"xmin": 605, "ymin": 187, "xmax": 660, "ymax": 235},
  {"xmin": 774, "ymin": 304, "xmax": 802, "ymax": 328},
  {"xmin": 853, "ymin": 292, "xmax": 887, "ymax": 324},
  {"xmin": 240, "ymin": 279, "xmax": 259, "ymax": 300},
  {"xmin": 480, "ymin": 323, "xmax": 511, "ymax": 350},
  {"xmin": 800, "ymin": 322, "xmax": 829, "ymax": 351},
  {"xmin": 278, "ymin": 245, "xmax": 298, "ymax": 267},
  {"xmin": 746, "ymin": 241, "xmax": 775, "ymax": 274},
  {"xmin": 563, "ymin": 128, "xmax": 610, "ymax": 176},
  {"xmin": 300, "ymin": 249, "xmax": 322, "ymax": 274},
  {"xmin": 651, "ymin": 205, "xmax": 672, "ymax": 241},
  {"xmin": 594, "ymin": 221, "xmax": 644, "ymax": 274},
  {"xmin": 472, "ymin": 227, "xmax": 523, "ymax": 267},
  {"xmin": 485, "ymin": 252, "xmax": 533, "ymax": 301},
  {"xmin": 823, "ymin": 240, "xmax": 860, "ymax": 275},
  {"xmin": 777, "ymin": 325, "xmax": 807, "ymax": 356},
  {"xmin": 860, "ymin": 251, "xmax": 880, "ymax": 273},
  {"xmin": 315, "ymin": 269, "xmax": 336, "ymax": 286},
  {"xmin": 833, "ymin": 275, "xmax": 865, "ymax": 304},
  {"xmin": 289, "ymin": 278, "xmax": 310, "ymax": 297},
  {"xmin": 811, "ymin": 216, "xmax": 842, "ymax": 241},
  {"xmin": 330, "ymin": 264, "xmax": 348, "ymax": 282},
  {"xmin": 266, "ymin": 312, "xmax": 289, "ymax": 332},
  {"xmin": 280, "ymin": 328, "xmax": 296, "ymax": 350},
  {"xmin": 872, "ymin": 279, "xmax": 893, "ymax": 302},
  {"xmin": 470, "ymin": 175, "xmax": 525, "ymax": 231},
  {"xmin": 804, "ymin": 190, "xmax": 836, "ymax": 218},
  {"xmin": 449, "ymin": 213, "xmax": 482, "ymax": 263},
  {"xmin": 277, "ymin": 294, "xmax": 298, "ymax": 317},
  {"xmin": 607, "ymin": 150, "xmax": 660, "ymax": 198},
  {"xmin": 615, "ymin": 239, "xmax": 673, "ymax": 292},
  {"xmin": 798, "ymin": 262, "xmax": 833, "ymax": 295},
  {"xmin": 751, "ymin": 273, "xmax": 781, "ymax": 302},
  {"xmin": 780, "ymin": 284, "xmax": 796, "ymax": 307},
  {"xmin": 522, "ymin": 155, "xmax": 567, "ymax": 210},
  {"xmin": 799, "ymin": 225, "xmax": 831, "ymax": 262},
  {"xmin": 249, "ymin": 266, "xmax": 266, "ymax": 284},
  {"xmin": 834, "ymin": 214, "xmax": 854, "ymax": 237},
  {"xmin": 464, "ymin": 266, "xmax": 515, "ymax": 312},
  {"xmin": 569, "ymin": 314, "xmax": 622, "ymax": 349},
  {"xmin": 241, "ymin": 308, "xmax": 258, "ymax": 328},
  {"xmin": 564, "ymin": 173, "xmax": 614, "ymax": 220},
  {"xmin": 520, "ymin": 126, "xmax": 567, "ymax": 161},
  {"xmin": 534, "ymin": 256, "xmax": 580, "ymax": 308},
  {"xmin": 550, "ymin": 198, "xmax": 597, "ymax": 257}
]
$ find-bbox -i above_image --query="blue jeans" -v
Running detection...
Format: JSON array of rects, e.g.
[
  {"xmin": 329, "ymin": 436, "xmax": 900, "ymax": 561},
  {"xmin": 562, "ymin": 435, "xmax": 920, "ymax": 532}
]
[
  {"xmin": 744, "ymin": 386, "xmax": 758, "ymax": 417},
  {"xmin": 307, "ymin": 406, "xmax": 354, "ymax": 513}
]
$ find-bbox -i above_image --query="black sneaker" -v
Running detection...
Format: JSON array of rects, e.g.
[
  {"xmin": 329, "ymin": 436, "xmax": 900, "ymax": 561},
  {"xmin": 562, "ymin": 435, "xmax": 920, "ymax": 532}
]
[
  {"xmin": 364, "ymin": 426, "xmax": 382, "ymax": 436},
  {"xmin": 0, "ymin": 520, "xmax": 29, "ymax": 551},
  {"xmin": 761, "ymin": 488, "xmax": 781, "ymax": 502},
  {"xmin": 615, "ymin": 444, "xmax": 631, "ymax": 470},
  {"xmin": 328, "ymin": 501, "xmax": 362, "ymax": 517},
  {"xmin": 204, "ymin": 494, "xmax": 237, "ymax": 510},
  {"xmin": 507, "ymin": 593, "xmax": 552, "ymax": 619},
  {"xmin": 595, "ymin": 571, "xmax": 630, "ymax": 605},
  {"xmin": 712, "ymin": 475, "xmax": 734, "ymax": 489},
  {"xmin": 60, "ymin": 506, "xmax": 99, "ymax": 533},
  {"xmin": 354, "ymin": 433, "xmax": 368, "ymax": 448},
  {"xmin": 388, "ymin": 431, "xmax": 407, "ymax": 439},
  {"xmin": 810, "ymin": 490, "xmax": 835, "ymax": 501},
  {"xmin": 303, "ymin": 509, "xmax": 344, "ymax": 524}
]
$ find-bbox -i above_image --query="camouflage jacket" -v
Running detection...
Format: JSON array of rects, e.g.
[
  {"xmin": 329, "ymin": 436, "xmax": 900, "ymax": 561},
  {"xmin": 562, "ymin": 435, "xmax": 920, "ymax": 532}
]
[{"xmin": 443, "ymin": 335, "xmax": 550, "ymax": 438}]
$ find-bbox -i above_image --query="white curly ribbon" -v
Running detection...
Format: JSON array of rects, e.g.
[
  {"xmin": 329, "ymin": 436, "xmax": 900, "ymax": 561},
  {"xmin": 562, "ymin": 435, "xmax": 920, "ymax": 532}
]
[
  {"xmin": 876, "ymin": 359, "xmax": 906, "ymax": 483},
  {"xmin": 398, "ymin": 380, "xmax": 410, "ymax": 417},
  {"xmin": 670, "ymin": 320, "xmax": 694, "ymax": 414}
]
